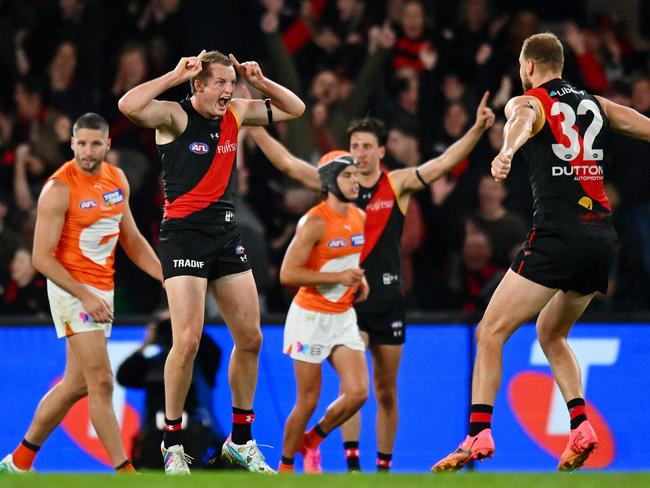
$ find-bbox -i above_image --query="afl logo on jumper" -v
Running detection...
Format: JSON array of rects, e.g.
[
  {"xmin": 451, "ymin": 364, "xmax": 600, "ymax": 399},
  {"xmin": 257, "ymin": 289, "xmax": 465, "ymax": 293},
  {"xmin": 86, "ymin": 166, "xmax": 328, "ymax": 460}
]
[
  {"xmin": 189, "ymin": 142, "xmax": 209, "ymax": 154},
  {"xmin": 79, "ymin": 199, "xmax": 97, "ymax": 210},
  {"xmin": 328, "ymin": 238, "xmax": 347, "ymax": 248}
]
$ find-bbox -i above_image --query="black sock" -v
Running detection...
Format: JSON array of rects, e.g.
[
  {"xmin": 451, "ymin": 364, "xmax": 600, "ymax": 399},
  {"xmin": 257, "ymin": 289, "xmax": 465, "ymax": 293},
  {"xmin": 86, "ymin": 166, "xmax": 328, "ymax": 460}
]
[
  {"xmin": 163, "ymin": 416, "xmax": 182, "ymax": 448},
  {"xmin": 281, "ymin": 455, "xmax": 294, "ymax": 465},
  {"xmin": 21, "ymin": 438, "xmax": 41, "ymax": 452},
  {"xmin": 314, "ymin": 424, "xmax": 327, "ymax": 438},
  {"xmin": 567, "ymin": 398, "xmax": 587, "ymax": 429},
  {"xmin": 468, "ymin": 404, "xmax": 493, "ymax": 436},
  {"xmin": 344, "ymin": 441, "xmax": 361, "ymax": 471},
  {"xmin": 377, "ymin": 452, "xmax": 392, "ymax": 471},
  {"xmin": 232, "ymin": 407, "xmax": 254, "ymax": 445}
]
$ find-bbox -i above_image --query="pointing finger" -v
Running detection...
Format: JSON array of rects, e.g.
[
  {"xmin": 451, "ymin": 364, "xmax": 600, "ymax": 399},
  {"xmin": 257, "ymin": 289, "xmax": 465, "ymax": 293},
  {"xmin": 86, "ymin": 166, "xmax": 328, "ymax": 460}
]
[{"xmin": 479, "ymin": 90, "xmax": 490, "ymax": 109}]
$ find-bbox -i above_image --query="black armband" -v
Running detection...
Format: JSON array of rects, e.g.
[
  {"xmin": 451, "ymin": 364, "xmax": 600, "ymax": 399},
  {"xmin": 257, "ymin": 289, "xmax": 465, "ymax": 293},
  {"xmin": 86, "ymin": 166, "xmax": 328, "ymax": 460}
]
[
  {"xmin": 415, "ymin": 167, "xmax": 428, "ymax": 187},
  {"xmin": 264, "ymin": 98, "xmax": 273, "ymax": 125}
]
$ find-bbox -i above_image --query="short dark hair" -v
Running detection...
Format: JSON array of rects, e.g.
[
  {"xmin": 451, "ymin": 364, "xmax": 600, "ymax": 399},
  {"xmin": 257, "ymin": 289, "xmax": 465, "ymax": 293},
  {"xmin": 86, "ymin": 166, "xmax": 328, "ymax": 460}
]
[
  {"xmin": 73, "ymin": 113, "xmax": 109, "ymax": 137},
  {"xmin": 521, "ymin": 32, "xmax": 564, "ymax": 73},
  {"xmin": 191, "ymin": 50, "xmax": 233, "ymax": 94},
  {"xmin": 347, "ymin": 116, "xmax": 387, "ymax": 146}
]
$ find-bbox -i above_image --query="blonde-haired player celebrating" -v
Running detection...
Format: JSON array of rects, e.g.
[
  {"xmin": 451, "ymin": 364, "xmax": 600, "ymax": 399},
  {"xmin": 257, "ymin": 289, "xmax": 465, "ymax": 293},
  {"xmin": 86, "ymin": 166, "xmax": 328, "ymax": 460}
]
[{"xmin": 278, "ymin": 151, "xmax": 369, "ymax": 473}]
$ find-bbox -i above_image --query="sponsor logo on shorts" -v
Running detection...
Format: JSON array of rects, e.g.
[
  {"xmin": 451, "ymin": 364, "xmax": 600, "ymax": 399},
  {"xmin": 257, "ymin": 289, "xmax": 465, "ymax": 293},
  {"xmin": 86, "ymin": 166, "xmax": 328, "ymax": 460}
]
[
  {"xmin": 235, "ymin": 244, "xmax": 248, "ymax": 263},
  {"xmin": 79, "ymin": 199, "xmax": 98, "ymax": 209},
  {"xmin": 79, "ymin": 312, "xmax": 92, "ymax": 323},
  {"xmin": 217, "ymin": 140, "xmax": 237, "ymax": 154},
  {"xmin": 189, "ymin": 142, "xmax": 209, "ymax": 154},
  {"xmin": 225, "ymin": 211, "xmax": 235, "ymax": 222},
  {"xmin": 102, "ymin": 189, "xmax": 124, "ymax": 207},
  {"xmin": 382, "ymin": 273, "xmax": 399, "ymax": 285},
  {"xmin": 294, "ymin": 341, "xmax": 324, "ymax": 358},
  {"xmin": 173, "ymin": 259, "xmax": 205, "ymax": 268},
  {"xmin": 328, "ymin": 238, "xmax": 347, "ymax": 248},
  {"xmin": 391, "ymin": 320, "xmax": 403, "ymax": 338},
  {"xmin": 350, "ymin": 233, "xmax": 364, "ymax": 247}
]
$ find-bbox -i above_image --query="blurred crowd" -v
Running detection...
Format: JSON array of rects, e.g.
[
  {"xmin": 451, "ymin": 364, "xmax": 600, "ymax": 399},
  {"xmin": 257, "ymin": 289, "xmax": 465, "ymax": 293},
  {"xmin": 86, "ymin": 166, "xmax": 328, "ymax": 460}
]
[{"xmin": 1, "ymin": 0, "xmax": 649, "ymax": 317}]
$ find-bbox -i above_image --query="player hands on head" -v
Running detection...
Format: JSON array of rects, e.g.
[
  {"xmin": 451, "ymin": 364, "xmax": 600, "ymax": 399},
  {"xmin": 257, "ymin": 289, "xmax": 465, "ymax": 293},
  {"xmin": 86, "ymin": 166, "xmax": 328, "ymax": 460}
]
[
  {"xmin": 277, "ymin": 150, "xmax": 370, "ymax": 473},
  {"xmin": 118, "ymin": 48, "xmax": 305, "ymax": 474}
]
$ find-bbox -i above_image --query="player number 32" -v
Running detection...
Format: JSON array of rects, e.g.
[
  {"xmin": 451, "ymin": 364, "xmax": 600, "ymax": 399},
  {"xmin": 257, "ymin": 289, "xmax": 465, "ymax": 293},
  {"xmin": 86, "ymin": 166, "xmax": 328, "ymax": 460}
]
[{"xmin": 551, "ymin": 100, "xmax": 604, "ymax": 162}]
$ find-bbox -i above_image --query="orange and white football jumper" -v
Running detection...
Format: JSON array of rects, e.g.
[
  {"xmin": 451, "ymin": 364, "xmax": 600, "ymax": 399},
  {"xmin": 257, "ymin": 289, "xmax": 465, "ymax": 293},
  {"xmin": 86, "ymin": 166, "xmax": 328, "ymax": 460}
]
[
  {"xmin": 46, "ymin": 160, "xmax": 124, "ymax": 338},
  {"xmin": 284, "ymin": 202, "xmax": 366, "ymax": 363}
]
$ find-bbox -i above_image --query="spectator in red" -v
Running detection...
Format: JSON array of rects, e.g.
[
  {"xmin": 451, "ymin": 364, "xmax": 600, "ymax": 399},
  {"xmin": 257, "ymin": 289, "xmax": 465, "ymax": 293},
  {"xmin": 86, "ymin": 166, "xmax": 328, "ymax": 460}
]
[{"xmin": 0, "ymin": 247, "xmax": 48, "ymax": 316}]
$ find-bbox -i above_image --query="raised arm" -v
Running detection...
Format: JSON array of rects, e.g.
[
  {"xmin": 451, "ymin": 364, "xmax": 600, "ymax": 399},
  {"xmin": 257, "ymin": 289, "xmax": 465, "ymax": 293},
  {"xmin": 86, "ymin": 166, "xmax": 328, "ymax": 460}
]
[
  {"xmin": 32, "ymin": 179, "xmax": 114, "ymax": 323},
  {"xmin": 390, "ymin": 91, "xmax": 495, "ymax": 195},
  {"xmin": 279, "ymin": 215, "xmax": 363, "ymax": 287},
  {"xmin": 491, "ymin": 95, "xmax": 543, "ymax": 181},
  {"xmin": 595, "ymin": 95, "xmax": 650, "ymax": 142},
  {"xmin": 116, "ymin": 169, "xmax": 163, "ymax": 283},
  {"xmin": 248, "ymin": 126, "xmax": 320, "ymax": 191},
  {"xmin": 118, "ymin": 50, "xmax": 206, "ymax": 133},
  {"xmin": 228, "ymin": 54, "xmax": 305, "ymax": 125}
]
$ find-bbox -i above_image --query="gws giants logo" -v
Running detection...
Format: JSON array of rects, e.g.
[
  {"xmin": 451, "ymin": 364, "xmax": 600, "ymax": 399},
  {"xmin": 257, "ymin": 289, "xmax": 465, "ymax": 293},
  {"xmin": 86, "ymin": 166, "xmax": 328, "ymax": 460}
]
[
  {"xmin": 508, "ymin": 338, "xmax": 618, "ymax": 468},
  {"xmin": 189, "ymin": 142, "xmax": 209, "ymax": 154}
]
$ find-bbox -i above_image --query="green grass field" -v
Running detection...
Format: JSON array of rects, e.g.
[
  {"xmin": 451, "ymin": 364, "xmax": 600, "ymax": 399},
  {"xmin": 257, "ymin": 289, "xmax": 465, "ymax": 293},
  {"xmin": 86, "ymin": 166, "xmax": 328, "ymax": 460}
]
[{"xmin": 2, "ymin": 472, "xmax": 649, "ymax": 488}]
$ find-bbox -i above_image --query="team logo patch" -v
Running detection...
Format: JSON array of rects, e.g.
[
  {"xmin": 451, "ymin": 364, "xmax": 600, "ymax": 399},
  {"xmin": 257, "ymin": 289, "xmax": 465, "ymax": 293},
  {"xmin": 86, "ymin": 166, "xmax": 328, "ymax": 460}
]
[
  {"xmin": 350, "ymin": 233, "xmax": 364, "ymax": 247},
  {"xmin": 235, "ymin": 245, "xmax": 246, "ymax": 255},
  {"xmin": 189, "ymin": 141, "xmax": 209, "ymax": 154},
  {"xmin": 328, "ymin": 238, "xmax": 347, "ymax": 248},
  {"xmin": 79, "ymin": 199, "xmax": 97, "ymax": 209},
  {"xmin": 578, "ymin": 196, "xmax": 593, "ymax": 210},
  {"xmin": 102, "ymin": 189, "xmax": 123, "ymax": 207}
]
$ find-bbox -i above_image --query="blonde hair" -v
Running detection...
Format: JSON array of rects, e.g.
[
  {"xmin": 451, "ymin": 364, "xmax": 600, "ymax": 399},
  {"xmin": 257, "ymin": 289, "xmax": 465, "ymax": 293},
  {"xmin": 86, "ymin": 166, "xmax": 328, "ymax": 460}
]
[
  {"xmin": 190, "ymin": 50, "xmax": 233, "ymax": 94},
  {"xmin": 521, "ymin": 32, "xmax": 564, "ymax": 73}
]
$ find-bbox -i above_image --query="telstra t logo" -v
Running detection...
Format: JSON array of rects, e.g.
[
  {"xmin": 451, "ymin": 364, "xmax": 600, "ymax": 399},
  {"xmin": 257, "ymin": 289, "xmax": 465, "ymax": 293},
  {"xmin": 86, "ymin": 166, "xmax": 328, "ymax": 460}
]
[{"xmin": 508, "ymin": 338, "xmax": 618, "ymax": 468}]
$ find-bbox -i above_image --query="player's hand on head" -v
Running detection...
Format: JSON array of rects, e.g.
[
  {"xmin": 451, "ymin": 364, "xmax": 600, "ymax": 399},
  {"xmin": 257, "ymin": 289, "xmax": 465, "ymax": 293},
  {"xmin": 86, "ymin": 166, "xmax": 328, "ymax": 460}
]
[
  {"xmin": 173, "ymin": 49, "xmax": 206, "ymax": 80},
  {"xmin": 229, "ymin": 54, "xmax": 265, "ymax": 87},
  {"xmin": 476, "ymin": 91, "xmax": 495, "ymax": 129},
  {"xmin": 338, "ymin": 268, "xmax": 364, "ymax": 287},
  {"xmin": 491, "ymin": 151, "xmax": 512, "ymax": 181}
]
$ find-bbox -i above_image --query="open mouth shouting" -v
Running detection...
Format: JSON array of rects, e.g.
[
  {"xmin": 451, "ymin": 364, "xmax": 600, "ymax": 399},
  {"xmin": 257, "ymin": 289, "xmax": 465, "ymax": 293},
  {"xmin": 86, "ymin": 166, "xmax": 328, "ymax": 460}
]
[{"xmin": 217, "ymin": 95, "xmax": 230, "ymax": 109}]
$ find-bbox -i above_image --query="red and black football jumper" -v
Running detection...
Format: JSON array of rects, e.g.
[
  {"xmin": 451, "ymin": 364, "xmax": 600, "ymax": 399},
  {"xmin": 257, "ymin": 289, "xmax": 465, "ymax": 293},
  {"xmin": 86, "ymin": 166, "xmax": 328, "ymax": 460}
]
[
  {"xmin": 354, "ymin": 171, "xmax": 406, "ymax": 345},
  {"xmin": 158, "ymin": 100, "xmax": 251, "ymax": 281},
  {"xmin": 511, "ymin": 78, "xmax": 618, "ymax": 294}
]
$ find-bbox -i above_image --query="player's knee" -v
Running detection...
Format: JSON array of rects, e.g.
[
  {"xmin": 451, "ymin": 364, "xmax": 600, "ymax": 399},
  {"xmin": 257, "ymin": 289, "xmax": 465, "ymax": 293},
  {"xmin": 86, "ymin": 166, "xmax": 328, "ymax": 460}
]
[
  {"xmin": 236, "ymin": 328, "xmax": 262, "ymax": 354},
  {"xmin": 173, "ymin": 335, "xmax": 201, "ymax": 361},
  {"xmin": 88, "ymin": 370, "xmax": 114, "ymax": 398},
  {"xmin": 536, "ymin": 326, "xmax": 567, "ymax": 350},
  {"xmin": 375, "ymin": 384, "xmax": 397, "ymax": 410},
  {"xmin": 299, "ymin": 390, "xmax": 320, "ymax": 413},
  {"xmin": 345, "ymin": 383, "xmax": 368, "ymax": 409},
  {"xmin": 475, "ymin": 320, "xmax": 506, "ymax": 347}
]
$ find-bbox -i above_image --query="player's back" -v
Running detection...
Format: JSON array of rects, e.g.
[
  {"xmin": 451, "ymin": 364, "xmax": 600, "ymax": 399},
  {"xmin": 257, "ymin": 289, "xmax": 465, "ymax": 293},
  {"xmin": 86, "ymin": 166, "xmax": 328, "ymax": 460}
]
[
  {"xmin": 50, "ymin": 160, "xmax": 124, "ymax": 291},
  {"xmin": 523, "ymin": 78, "xmax": 616, "ymax": 240},
  {"xmin": 294, "ymin": 202, "xmax": 365, "ymax": 314}
]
